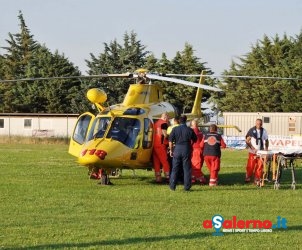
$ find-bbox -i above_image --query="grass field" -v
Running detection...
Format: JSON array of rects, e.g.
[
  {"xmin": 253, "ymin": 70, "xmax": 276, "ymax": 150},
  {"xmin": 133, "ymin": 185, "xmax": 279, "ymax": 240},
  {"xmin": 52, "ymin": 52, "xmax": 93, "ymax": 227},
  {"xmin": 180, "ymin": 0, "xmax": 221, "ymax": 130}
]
[{"xmin": 1, "ymin": 143, "xmax": 302, "ymax": 249}]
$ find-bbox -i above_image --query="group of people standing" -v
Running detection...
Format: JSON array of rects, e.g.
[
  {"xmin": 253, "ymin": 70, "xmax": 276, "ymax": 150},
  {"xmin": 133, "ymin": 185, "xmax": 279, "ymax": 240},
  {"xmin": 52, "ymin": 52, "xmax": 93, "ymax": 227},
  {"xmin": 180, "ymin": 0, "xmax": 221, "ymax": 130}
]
[
  {"xmin": 152, "ymin": 113, "xmax": 226, "ymax": 191},
  {"xmin": 152, "ymin": 114, "xmax": 270, "ymax": 191}
]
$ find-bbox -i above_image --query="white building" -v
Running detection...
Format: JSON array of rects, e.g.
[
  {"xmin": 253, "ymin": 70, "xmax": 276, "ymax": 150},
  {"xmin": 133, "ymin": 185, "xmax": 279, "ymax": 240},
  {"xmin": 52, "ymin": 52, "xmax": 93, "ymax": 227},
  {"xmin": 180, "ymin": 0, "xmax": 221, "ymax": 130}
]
[
  {"xmin": 223, "ymin": 112, "xmax": 302, "ymax": 137},
  {"xmin": 0, "ymin": 113, "xmax": 79, "ymax": 138}
]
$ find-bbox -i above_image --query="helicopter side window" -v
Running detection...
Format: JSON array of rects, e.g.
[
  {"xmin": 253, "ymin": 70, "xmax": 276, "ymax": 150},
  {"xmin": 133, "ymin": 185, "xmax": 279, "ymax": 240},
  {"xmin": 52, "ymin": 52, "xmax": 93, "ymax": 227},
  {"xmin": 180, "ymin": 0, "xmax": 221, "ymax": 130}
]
[
  {"xmin": 143, "ymin": 118, "xmax": 153, "ymax": 149},
  {"xmin": 73, "ymin": 115, "xmax": 93, "ymax": 144},
  {"xmin": 106, "ymin": 117, "xmax": 141, "ymax": 148},
  {"xmin": 87, "ymin": 117, "xmax": 111, "ymax": 141}
]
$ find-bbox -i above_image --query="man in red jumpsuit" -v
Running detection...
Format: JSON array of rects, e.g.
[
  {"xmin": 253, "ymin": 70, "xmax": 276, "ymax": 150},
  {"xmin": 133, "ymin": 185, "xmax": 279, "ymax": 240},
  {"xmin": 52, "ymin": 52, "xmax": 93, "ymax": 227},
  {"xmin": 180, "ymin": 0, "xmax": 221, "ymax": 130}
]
[
  {"xmin": 153, "ymin": 113, "xmax": 170, "ymax": 183},
  {"xmin": 190, "ymin": 119, "xmax": 206, "ymax": 184},
  {"xmin": 200, "ymin": 124, "xmax": 226, "ymax": 186}
]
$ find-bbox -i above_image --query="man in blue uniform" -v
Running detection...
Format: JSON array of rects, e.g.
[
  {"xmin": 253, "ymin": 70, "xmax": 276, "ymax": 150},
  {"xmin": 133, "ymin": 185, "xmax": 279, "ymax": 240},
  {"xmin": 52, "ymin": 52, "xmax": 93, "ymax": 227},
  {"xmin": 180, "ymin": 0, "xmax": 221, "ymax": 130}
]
[{"xmin": 169, "ymin": 115, "xmax": 197, "ymax": 191}]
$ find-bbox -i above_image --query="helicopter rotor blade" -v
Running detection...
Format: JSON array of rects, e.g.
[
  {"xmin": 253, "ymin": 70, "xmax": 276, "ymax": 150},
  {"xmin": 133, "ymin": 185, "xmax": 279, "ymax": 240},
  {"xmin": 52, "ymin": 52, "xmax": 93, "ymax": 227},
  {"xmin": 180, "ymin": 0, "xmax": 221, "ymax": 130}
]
[
  {"xmin": 2, "ymin": 71, "xmax": 301, "ymax": 83},
  {"xmin": 0, "ymin": 73, "xmax": 132, "ymax": 83},
  {"xmin": 146, "ymin": 74, "xmax": 222, "ymax": 92},
  {"xmin": 165, "ymin": 73, "xmax": 302, "ymax": 81}
]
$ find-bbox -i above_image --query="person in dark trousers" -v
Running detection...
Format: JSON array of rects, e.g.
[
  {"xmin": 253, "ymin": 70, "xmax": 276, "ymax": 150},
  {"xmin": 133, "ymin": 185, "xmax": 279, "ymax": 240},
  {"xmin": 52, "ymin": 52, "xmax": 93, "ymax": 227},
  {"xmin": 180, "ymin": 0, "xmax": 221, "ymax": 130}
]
[
  {"xmin": 169, "ymin": 115, "xmax": 197, "ymax": 191},
  {"xmin": 167, "ymin": 116, "xmax": 181, "ymax": 179}
]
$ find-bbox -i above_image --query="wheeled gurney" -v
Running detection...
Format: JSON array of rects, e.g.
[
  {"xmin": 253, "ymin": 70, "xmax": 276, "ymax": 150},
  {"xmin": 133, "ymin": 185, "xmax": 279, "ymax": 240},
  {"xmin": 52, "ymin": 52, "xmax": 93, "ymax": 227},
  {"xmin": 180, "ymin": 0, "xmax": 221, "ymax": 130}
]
[{"xmin": 257, "ymin": 150, "xmax": 301, "ymax": 189}]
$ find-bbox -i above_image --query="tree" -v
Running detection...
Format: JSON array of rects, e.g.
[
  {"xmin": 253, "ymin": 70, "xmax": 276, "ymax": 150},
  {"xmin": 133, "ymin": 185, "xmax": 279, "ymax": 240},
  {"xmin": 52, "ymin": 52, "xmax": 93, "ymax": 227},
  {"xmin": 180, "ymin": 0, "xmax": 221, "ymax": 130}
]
[
  {"xmin": 1, "ymin": 11, "xmax": 82, "ymax": 113},
  {"xmin": 157, "ymin": 43, "xmax": 212, "ymax": 113},
  {"xmin": 0, "ymin": 11, "xmax": 39, "ymax": 112},
  {"xmin": 86, "ymin": 31, "xmax": 149, "ymax": 105},
  {"xmin": 0, "ymin": 54, "xmax": 4, "ymax": 78},
  {"xmin": 0, "ymin": 54, "xmax": 6, "ymax": 112},
  {"xmin": 87, "ymin": 38, "xmax": 213, "ymax": 113},
  {"xmin": 144, "ymin": 54, "xmax": 159, "ymax": 70},
  {"xmin": 214, "ymin": 33, "xmax": 302, "ymax": 112},
  {"xmin": 23, "ymin": 46, "xmax": 82, "ymax": 113},
  {"xmin": 2, "ymin": 11, "xmax": 39, "ymax": 79}
]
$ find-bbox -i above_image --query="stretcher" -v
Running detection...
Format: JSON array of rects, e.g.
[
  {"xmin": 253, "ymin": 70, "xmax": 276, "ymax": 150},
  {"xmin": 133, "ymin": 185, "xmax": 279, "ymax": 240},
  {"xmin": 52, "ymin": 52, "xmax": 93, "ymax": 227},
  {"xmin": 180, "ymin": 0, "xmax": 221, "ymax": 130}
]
[
  {"xmin": 256, "ymin": 151, "xmax": 274, "ymax": 187},
  {"xmin": 257, "ymin": 149, "xmax": 302, "ymax": 190}
]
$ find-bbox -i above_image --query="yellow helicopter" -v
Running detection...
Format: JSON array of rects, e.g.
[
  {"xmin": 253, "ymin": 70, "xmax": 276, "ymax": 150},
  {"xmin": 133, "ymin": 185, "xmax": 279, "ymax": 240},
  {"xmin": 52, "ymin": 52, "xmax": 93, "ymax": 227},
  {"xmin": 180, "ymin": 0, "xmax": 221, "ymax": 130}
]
[
  {"xmin": 67, "ymin": 69, "xmax": 223, "ymax": 184},
  {"xmin": 1, "ymin": 69, "xmax": 300, "ymax": 185},
  {"xmin": 7, "ymin": 68, "xmax": 295, "ymax": 184}
]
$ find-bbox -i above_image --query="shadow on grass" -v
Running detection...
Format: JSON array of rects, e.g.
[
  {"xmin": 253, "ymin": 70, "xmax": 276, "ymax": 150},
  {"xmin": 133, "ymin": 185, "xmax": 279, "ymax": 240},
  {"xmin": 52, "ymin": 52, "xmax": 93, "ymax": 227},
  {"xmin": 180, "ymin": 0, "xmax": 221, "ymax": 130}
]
[
  {"xmin": 218, "ymin": 171, "xmax": 245, "ymax": 186},
  {"xmin": 284, "ymin": 225, "xmax": 302, "ymax": 231},
  {"xmin": 95, "ymin": 168, "xmax": 301, "ymax": 190},
  {"xmin": 218, "ymin": 167, "xmax": 301, "ymax": 188},
  {"xmin": 108, "ymin": 172, "xmax": 259, "ymax": 190},
  {"xmin": 10, "ymin": 232, "xmax": 211, "ymax": 249},
  {"xmin": 112, "ymin": 176, "xmax": 155, "ymax": 186}
]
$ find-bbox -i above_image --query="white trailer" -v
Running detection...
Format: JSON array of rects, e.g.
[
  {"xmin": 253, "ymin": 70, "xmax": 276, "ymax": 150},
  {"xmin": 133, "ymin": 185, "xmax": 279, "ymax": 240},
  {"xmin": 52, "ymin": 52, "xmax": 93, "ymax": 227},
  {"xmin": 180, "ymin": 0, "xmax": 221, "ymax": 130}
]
[
  {"xmin": 223, "ymin": 112, "xmax": 302, "ymax": 136},
  {"xmin": 0, "ymin": 113, "xmax": 79, "ymax": 138}
]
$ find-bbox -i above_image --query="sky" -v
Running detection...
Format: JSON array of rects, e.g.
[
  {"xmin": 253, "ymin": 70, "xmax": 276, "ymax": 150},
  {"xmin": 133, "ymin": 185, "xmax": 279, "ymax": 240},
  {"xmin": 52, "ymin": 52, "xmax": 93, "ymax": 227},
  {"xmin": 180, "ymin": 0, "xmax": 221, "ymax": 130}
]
[{"xmin": 0, "ymin": 0, "xmax": 301, "ymax": 75}]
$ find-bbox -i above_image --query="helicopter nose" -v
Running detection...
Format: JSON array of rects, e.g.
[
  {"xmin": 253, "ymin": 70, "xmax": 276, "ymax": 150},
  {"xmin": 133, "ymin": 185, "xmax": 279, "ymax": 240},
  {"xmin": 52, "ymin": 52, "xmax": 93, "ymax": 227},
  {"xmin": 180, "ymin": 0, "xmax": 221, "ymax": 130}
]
[
  {"xmin": 78, "ymin": 148, "xmax": 108, "ymax": 165},
  {"xmin": 81, "ymin": 148, "xmax": 107, "ymax": 159}
]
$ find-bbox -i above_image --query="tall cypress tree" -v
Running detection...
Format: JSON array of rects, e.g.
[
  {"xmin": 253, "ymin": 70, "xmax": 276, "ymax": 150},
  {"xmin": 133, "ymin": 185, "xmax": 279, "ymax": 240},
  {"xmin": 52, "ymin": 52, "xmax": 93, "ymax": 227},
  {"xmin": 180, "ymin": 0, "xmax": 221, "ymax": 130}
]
[
  {"xmin": 1, "ymin": 11, "xmax": 39, "ymax": 112},
  {"xmin": 1, "ymin": 11, "xmax": 82, "ymax": 113},
  {"xmin": 2, "ymin": 11, "xmax": 38, "ymax": 79}
]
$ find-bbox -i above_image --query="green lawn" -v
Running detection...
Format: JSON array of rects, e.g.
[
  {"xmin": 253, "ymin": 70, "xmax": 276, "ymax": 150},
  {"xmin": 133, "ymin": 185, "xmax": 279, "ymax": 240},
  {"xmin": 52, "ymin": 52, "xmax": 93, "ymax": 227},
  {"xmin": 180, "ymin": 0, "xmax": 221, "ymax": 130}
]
[{"xmin": 0, "ymin": 144, "xmax": 301, "ymax": 249}]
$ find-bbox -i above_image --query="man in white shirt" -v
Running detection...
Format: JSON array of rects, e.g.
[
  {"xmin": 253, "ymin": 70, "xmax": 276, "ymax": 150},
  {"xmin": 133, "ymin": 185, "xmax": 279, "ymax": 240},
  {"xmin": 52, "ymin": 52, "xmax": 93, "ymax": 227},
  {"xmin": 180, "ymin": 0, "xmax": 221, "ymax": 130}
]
[{"xmin": 245, "ymin": 119, "xmax": 269, "ymax": 185}]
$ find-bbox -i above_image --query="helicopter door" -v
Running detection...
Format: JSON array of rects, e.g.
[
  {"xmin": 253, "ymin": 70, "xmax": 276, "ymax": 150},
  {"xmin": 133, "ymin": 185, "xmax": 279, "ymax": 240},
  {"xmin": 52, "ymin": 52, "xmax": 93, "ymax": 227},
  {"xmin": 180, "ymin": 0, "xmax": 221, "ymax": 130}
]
[
  {"xmin": 132, "ymin": 118, "xmax": 154, "ymax": 164},
  {"xmin": 69, "ymin": 112, "xmax": 95, "ymax": 157},
  {"xmin": 142, "ymin": 118, "xmax": 153, "ymax": 149}
]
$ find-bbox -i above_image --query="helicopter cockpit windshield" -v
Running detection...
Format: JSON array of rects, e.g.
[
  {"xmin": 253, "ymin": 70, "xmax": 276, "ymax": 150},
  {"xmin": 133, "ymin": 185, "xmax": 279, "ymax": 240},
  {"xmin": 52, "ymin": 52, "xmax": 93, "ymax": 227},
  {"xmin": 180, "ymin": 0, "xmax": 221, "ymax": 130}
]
[
  {"xmin": 106, "ymin": 117, "xmax": 141, "ymax": 148},
  {"xmin": 87, "ymin": 117, "xmax": 111, "ymax": 140}
]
